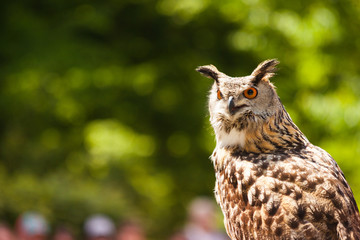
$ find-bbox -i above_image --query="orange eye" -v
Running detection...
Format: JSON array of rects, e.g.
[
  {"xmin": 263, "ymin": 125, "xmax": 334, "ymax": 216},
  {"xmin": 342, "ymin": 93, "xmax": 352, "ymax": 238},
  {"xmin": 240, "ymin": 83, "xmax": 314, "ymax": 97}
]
[
  {"xmin": 217, "ymin": 90, "xmax": 223, "ymax": 100},
  {"xmin": 243, "ymin": 87, "xmax": 258, "ymax": 99}
]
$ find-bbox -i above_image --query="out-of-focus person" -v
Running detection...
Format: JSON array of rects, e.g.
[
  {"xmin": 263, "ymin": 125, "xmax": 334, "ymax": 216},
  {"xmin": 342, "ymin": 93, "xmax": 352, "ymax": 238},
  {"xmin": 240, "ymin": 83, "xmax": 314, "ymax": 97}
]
[
  {"xmin": 0, "ymin": 223, "xmax": 16, "ymax": 240},
  {"xmin": 115, "ymin": 221, "xmax": 146, "ymax": 240},
  {"xmin": 84, "ymin": 214, "xmax": 115, "ymax": 240},
  {"xmin": 52, "ymin": 226, "xmax": 74, "ymax": 240},
  {"xmin": 15, "ymin": 211, "xmax": 49, "ymax": 240},
  {"xmin": 183, "ymin": 197, "xmax": 229, "ymax": 240}
]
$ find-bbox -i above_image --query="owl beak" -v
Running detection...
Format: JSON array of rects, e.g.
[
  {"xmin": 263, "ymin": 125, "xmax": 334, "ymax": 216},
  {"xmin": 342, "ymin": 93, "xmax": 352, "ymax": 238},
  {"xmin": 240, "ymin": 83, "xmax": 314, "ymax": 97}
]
[{"xmin": 228, "ymin": 96, "xmax": 236, "ymax": 115}]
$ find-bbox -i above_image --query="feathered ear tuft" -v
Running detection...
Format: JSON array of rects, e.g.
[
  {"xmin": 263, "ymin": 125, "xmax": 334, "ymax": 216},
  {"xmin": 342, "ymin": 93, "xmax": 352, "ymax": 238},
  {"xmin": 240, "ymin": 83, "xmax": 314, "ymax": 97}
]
[
  {"xmin": 196, "ymin": 65, "xmax": 221, "ymax": 82},
  {"xmin": 251, "ymin": 59, "xmax": 279, "ymax": 84}
]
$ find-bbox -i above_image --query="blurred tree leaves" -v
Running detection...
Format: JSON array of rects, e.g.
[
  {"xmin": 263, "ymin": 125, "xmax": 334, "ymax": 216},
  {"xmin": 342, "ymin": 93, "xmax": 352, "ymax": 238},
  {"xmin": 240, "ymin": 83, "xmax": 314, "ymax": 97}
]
[{"xmin": 0, "ymin": 0, "xmax": 360, "ymax": 239}]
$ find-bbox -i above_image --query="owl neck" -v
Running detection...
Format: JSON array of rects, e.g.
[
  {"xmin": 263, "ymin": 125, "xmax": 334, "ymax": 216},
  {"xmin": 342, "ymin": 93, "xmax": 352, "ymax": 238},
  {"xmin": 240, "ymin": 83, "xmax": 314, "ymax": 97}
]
[{"xmin": 214, "ymin": 108, "xmax": 309, "ymax": 153}]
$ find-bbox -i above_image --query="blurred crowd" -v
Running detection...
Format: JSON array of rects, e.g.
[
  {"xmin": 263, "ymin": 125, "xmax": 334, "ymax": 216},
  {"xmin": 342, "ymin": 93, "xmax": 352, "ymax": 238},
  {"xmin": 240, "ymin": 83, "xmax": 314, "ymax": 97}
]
[{"xmin": 0, "ymin": 197, "xmax": 228, "ymax": 240}]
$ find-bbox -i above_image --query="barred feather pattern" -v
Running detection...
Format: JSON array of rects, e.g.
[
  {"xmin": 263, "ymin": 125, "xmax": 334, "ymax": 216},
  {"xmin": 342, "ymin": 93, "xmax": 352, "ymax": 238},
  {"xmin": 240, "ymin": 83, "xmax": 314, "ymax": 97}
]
[{"xmin": 211, "ymin": 107, "xmax": 360, "ymax": 240}]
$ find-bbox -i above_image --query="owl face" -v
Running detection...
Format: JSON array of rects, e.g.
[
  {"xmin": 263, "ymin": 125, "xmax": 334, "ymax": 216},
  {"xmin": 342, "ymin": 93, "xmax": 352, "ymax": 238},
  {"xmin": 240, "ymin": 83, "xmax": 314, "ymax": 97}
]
[
  {"xmin": 208, "ymin": 75, "xmax": 278, "ymax": 121},
  {"xmin": 197, "ymin": 60, "xmax": 281, "ymax": 146}
]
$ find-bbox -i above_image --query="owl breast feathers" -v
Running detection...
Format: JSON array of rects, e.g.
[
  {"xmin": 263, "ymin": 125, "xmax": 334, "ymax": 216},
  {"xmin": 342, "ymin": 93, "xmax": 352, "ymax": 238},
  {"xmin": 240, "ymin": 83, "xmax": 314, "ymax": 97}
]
[{"xmin": 196, "ymin": 59, "xmax": 360, "ymax": 240}]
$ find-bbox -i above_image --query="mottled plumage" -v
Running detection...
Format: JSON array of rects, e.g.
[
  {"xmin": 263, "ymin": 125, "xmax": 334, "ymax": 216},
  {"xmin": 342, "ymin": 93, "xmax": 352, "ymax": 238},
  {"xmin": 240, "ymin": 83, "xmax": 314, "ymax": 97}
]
[{"xmin": 196, "ymin": 60, "xmax": 360, "ymax": 240}]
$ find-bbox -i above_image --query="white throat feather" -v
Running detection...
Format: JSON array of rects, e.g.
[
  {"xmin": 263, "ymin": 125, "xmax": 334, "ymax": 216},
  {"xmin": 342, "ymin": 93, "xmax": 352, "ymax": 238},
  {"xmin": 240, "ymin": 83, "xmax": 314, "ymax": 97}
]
[{"xmin": 216, "ymin": 128, "xmax": 246, "ymax": 149}]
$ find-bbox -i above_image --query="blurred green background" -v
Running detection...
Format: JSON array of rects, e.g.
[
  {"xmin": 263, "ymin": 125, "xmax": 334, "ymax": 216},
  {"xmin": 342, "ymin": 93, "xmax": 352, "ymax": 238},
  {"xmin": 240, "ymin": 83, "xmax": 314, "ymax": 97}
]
[{"xmin": 1, "ymin": 0, "xmax": 360, "ymax": 239}]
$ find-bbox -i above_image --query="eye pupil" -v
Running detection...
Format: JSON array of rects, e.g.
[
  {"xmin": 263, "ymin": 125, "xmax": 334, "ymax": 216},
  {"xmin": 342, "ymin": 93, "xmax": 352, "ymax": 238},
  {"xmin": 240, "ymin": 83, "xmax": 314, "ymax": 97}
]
[{"xmin": 247, "ymin": 89, "xmax": 254, "ymax": 95}]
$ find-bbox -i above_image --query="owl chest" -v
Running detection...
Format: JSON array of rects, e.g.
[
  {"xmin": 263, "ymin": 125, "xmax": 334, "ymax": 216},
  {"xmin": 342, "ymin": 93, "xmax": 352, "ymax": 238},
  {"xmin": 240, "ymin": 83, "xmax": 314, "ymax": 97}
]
[
  {"xmin": 213, "ymin": 159, "xmax": 268, "ymax": 239},
  {"xmin": 212, "ymin": 150, "xmax": 302, "ymax": 213},
  {"xmin": 212, "ymin": 152, "xmax": 308, "ymax": 239},
  {"xmin": 213, "ymin": 154, "xmax": 270, "ymax": 209},
  {"xmin": 211, "ymin": 151, "xmax": 357, "ymax": 240}
]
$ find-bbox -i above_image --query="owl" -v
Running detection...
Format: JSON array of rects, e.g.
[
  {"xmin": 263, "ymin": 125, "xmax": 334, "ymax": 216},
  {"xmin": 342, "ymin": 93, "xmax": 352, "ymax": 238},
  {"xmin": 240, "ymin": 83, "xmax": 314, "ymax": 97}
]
[{"xmin": 196, "ymin": 59, "xmax": 360, "ymax": 240}]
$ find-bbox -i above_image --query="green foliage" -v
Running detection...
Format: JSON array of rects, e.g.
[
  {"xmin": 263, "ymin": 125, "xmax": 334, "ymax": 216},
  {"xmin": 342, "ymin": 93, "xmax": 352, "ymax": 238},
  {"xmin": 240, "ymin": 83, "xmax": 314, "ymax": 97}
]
[{"xmin": 0, "ymin": 0, "xmax": 360, "ymax": 238}]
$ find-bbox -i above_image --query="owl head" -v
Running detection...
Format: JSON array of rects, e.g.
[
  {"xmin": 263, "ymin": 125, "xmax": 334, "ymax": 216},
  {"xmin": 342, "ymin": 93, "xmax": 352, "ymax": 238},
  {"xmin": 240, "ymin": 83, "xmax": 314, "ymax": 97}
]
[{"xmin": 197, "ymin": 59, "xmax": 283, "ymax": 147}]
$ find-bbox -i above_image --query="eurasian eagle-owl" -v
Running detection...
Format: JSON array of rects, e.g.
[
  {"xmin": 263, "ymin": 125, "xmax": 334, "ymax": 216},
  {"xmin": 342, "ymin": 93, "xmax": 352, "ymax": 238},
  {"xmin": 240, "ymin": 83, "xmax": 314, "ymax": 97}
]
[{"xmin": 196, "ymin": 59, "xmax": 360, "ymax": 240}]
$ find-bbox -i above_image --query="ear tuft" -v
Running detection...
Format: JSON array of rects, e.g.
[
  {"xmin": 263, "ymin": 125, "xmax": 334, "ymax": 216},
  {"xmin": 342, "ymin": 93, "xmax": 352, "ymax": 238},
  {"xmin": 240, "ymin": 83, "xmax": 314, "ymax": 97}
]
[
  {"xmin": 196, "ymin": 65, "xmax": 221, "ymax": 82},
  {"xmin": 251, "ymin": 59, "xmax": 279, "ymax": 84}
]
